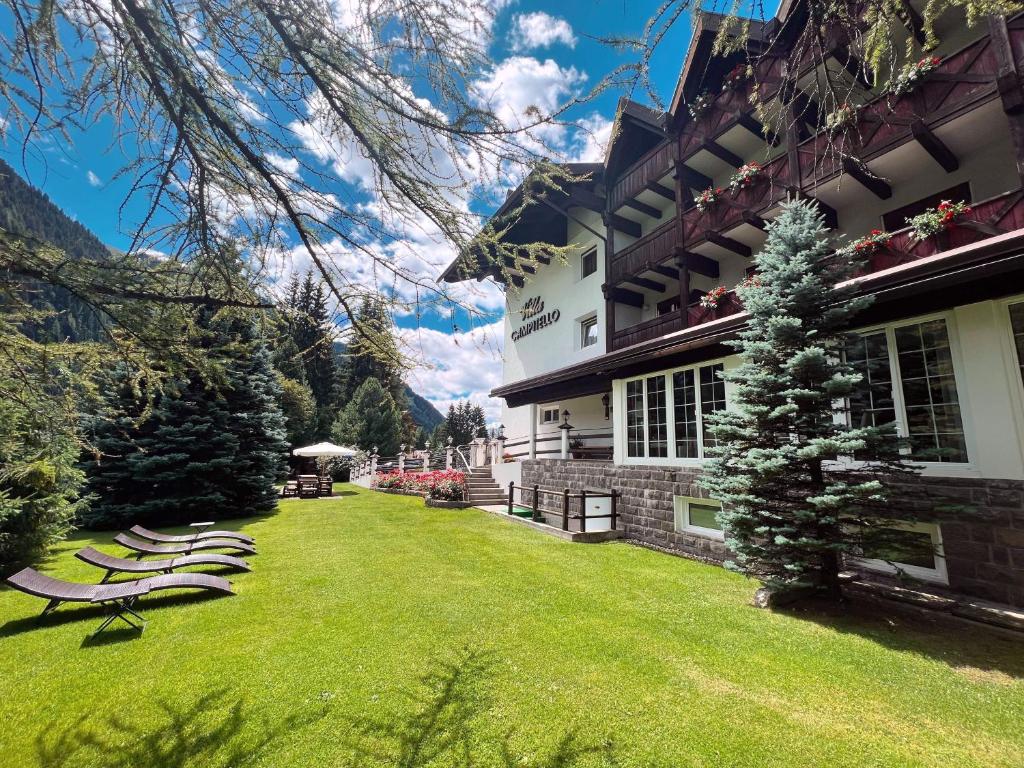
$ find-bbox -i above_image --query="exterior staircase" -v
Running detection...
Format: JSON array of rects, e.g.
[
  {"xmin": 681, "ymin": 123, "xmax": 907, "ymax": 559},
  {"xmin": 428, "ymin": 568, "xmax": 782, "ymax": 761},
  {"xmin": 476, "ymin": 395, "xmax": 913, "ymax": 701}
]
[{"xmin": 465, "ymin": 467, "xmax": 506, "ymax": 507}]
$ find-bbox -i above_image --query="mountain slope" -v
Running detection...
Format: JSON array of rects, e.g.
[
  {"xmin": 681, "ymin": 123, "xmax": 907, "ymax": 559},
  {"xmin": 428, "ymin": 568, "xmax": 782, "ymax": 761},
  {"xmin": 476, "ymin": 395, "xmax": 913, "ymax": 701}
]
[{"xmin": 0, "ymin": 158, "xmax": 110, "ymax": 340}]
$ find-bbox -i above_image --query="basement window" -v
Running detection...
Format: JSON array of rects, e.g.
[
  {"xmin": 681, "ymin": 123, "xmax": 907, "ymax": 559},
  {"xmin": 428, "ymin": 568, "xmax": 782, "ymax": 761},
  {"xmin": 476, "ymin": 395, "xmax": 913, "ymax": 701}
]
[
  {"xmin": 851, "ymin": 522, "xmax": 948, "ymax": 584},
  {"xmin": 673, "ymin": 496, "xmax": 724, "ymax": 540}
]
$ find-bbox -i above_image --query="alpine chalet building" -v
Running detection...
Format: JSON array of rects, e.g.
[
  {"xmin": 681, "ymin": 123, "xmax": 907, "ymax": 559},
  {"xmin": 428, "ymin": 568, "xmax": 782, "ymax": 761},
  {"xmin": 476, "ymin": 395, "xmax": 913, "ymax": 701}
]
[{"xmin": 442, "ymin": 4, "xmax": 1024, "ymax": 609}]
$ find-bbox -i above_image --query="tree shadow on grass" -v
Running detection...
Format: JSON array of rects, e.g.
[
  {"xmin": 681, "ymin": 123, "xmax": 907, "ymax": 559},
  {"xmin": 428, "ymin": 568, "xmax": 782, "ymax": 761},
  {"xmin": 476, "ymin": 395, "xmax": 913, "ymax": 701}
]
[
  {"xmin": 775, "ymin": 597, "xmax": 1024, "ymax": 681},
  {"xmin": 35, "ymin": 687, "xmax": 330, "ymax": 768},
  {"xmin": 341, "ymin": 647, "xmax": 618, "ymax": 768}
]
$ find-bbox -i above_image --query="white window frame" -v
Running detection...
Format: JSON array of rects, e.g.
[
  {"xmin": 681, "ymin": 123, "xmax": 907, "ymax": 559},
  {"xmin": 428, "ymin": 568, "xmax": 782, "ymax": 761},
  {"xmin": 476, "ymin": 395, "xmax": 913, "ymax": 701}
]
[
  {"xmin": 840, "ymin": 311, "xmax": 973, "ymax": 468},
  {"xmin": 579, "ymin": 314, "xmax": 598, "ymax": 349},
  {"xmin": 850, "ymin": 521, "xmax": 948, "ymax": 585},
  {"xmin": 619, "ymin": 357, "xmax": 728, "ymax": 466},
  {"xmin": 673, "ymin": 496, "xmax": 725, "ymax": 540},
  {"xmin": 580, "ymin": 247, "xmax": 598, "ymax": 280},
  {"xmin": 999, "ymin": 295, "xmax": 1024, "ymax": 455},
  {"xmin": 539, "ymin": 405, "xmax": 561, "ymax": 426}
]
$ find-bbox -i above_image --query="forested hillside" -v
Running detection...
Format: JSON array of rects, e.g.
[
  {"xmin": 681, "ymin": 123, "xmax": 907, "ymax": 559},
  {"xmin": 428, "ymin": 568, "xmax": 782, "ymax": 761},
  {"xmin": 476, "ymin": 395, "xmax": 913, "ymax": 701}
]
[{"xmin": 0, "ymin": 158, "xmax": 110, "ymax": 340}]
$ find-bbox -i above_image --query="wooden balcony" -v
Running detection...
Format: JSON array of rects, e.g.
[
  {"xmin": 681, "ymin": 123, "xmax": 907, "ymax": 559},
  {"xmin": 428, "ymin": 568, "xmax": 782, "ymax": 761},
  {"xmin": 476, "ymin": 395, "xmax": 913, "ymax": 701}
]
[
  {"xmin": 609, "ymin": 189, "xmax": 1024, "ymax": 352},
  {"xmin": 608, "ymin": 140, "xmax": 675, "ymax": 213},
  {"xmin": 609, "ymin": 219, "xmax": 679, "ymax": 283}
]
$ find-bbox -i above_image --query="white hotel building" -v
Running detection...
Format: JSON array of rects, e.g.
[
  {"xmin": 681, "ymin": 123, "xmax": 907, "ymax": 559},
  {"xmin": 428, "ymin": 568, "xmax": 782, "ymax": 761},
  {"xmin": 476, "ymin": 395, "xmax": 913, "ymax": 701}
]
[{"xmin": 442, "ymin": 5, "xmax": 1024, "ymax": 608}]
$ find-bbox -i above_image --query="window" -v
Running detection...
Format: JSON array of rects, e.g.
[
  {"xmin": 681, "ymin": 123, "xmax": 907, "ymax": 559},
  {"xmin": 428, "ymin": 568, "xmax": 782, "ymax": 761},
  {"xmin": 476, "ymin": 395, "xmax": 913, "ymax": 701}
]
[
  {"xmin": 1009, "ymin": 302, "xmax": 1024, "ymax": 387},
  {"xmin": 626, "ymin": 380, "xmax": 645, "ymax": 457},
  {"xmin": 674, "ymin": 496, "xmax": 724, "ymax": 540},
  {"xmin": 580, "ymin": 315, "xmax": 598, "ymax": 348},
  {"xmin": 847, "ymin": 317, "xmax": 967, "ymax": 463},
  {"xmin": 852, "ymin": 522, "xmax": 947, "ymax": 584},
  {"xmin": 581, "ymin": 248, "xmax": 597, "ymax": 279},
  {"xmin": 657, "ymin": 296, "xmax": 680, "ymax": 316},
  {"xmin": 540, "ymin": 406, "xmax": 561, "ymax": 425},
  {"xmin": 647, "ymin": 376, "xmax": 668, "ymax": 457},
  {"xmin": 624, "ymin": 362, "xmax": 726, "ymax": 461}
]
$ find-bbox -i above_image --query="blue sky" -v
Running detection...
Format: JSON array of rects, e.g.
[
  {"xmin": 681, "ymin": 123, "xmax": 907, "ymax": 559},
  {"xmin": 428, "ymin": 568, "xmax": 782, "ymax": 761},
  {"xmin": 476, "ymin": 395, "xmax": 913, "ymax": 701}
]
[{"xmin": 0, "ymin": 1, "xmax": 708, "ymax": 419}]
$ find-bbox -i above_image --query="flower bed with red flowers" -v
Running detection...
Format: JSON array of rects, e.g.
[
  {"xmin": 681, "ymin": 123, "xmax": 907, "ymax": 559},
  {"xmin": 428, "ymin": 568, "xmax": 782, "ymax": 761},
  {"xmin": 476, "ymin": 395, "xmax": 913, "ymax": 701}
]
[{"xmin": 372, "ymin": 469, "xmax": 467, "ymax": 501}]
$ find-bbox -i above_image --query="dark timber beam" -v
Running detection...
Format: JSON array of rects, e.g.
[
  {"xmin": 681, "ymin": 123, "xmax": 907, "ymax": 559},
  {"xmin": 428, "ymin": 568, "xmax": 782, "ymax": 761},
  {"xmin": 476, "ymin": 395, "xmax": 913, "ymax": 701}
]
[
  {"xmin": 791, "ymin": 91, "xmax": 822, "ymax": 134},
  {"xmin": 503, "ymin": 257, "xmax": 536, "ymax": 274},
  {"xmin": 705, "ymin": 230, "xmax": 752, "ymax": 258},
  {"xmin": 676, "ymin": 249, "xmax": 721, "ymax": 279},
  {"xmin": 610, "ymin": 286, "xmax": 645, "ymax": 308},
  {"xmin": 911, "ymin": 120, "xmax": 959, "ymax": 172},
  {"xmin": 735, "ymin": 111, "xmax": 779, "ymax": 146},
  {"xmin": 646, "ymin": 181, "xmax": 676, "ymax": 201},
  {"xmin": 651, "ymin": 265, "xmax": 679, "ymax": 279},
  {"xmin": 608, "ymin": 214, "xmax": 641, "ymax": 238},
  {"xmin": 624, "ymin": 198, "xmax": 662, "ymax": 218},
  {"xmin": 701, "ymin": 139, "xmax": 743, "ymax": 168},
  {"xmin": 678, "ymin": 165, "xmax": 713, "ymax": 192},
  {"xmin": 989, "ymin": 14, "xmax": 1024, "ymax": 186},
  {"xmin": 898, "ymin": 0, "xmax": 926, "ymax": 44},
  {"xmin": 787, "ymin": 188, "xmax": 838, "ymax": 229},
  {"xmin": 833, "ymin": 44, "xmax": 873, "ymax": 88},
  {"xmin": 565, "ymin": 189, "xmax": 605, "ymax": 213},
  {"xmin": 842, "ymin": 158, "xmax": 892, "ymax": 199},
  {"xmin": 625, "ymin": 275, "xmax": 667, "ymax": 292},
  {"xmin": 741, "ymin": 211, "xmax": 767, "ymax": 230}
]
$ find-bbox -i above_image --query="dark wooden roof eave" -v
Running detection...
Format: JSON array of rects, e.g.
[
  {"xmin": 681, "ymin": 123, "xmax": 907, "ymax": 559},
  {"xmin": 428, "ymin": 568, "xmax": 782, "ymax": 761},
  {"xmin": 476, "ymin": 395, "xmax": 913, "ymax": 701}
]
[{"xmin": 492, "ymin": 227, "xmax": 1024, "ymax": 403}]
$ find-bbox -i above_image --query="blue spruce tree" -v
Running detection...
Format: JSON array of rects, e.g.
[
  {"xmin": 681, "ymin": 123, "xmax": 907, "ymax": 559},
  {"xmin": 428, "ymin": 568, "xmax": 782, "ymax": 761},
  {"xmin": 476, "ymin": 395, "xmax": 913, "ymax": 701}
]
[{"xmin": 700, "ymin": 200, "xmax": 944, "ymax": 601}]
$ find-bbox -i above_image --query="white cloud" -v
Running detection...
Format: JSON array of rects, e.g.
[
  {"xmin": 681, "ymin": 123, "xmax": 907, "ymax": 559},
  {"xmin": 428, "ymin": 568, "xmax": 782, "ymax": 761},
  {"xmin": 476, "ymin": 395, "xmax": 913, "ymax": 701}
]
[
  {"xmin": 86, "ymin": 170, "xmax": 102, "ymax": 187},
  {"xmin": 400, "ymin": 319, "xmax": 505, "ymax": 423},
  {"xmin": 572, "ymin": 113, "xmax": 614, "ymax": 162},
  {"xmin": 510, "ymin": 12, "xmax": 577, "ymax": 52},
  {"xmin": 471, "ymin": 56, "xmax": 585, "ymax": 147}
]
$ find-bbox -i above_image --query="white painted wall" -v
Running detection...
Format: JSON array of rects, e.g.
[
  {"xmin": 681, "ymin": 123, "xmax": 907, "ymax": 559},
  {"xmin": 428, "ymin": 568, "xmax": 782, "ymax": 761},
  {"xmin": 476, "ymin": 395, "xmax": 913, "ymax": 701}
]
[{"xmin": 501, "ymin": 208, "xmax": 606, "ymax": 386}]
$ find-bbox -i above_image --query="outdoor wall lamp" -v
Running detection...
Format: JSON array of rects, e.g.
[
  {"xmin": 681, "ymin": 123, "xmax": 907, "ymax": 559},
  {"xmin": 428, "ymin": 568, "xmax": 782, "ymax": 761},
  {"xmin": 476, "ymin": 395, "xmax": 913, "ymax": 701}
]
[
  {"xmin": 498, "ymin": 424, "xmax": 505, "ymax": 439},
  {"xmin": 561, "ymin": 410, "xmax": 573, "ymax": 429},
  {"xmin": 446, "ymin": 436, "xmax": 453, "ymax": 445},
  {"xmin": 601, "ymin": 393, "xmax": 610, "ymax": 420}
]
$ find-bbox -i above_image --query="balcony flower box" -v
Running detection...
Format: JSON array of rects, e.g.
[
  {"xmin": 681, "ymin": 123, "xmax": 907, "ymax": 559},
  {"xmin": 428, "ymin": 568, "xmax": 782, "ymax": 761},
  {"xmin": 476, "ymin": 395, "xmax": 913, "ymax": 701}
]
[
  {"xmin": 888, "ymin": 56, "xmax": 941, "ymax": 96},
  {"xmin": 695, "ymin": 186, "xmax": 724, "ymax": 213},
  {"xmin": 907, "ymin": 200, "xmax": 972, "ymax": 241},
  {"xmin": 688, "ymin": 91, "xmax": 713, "ymax": 120},
  {"xmin": 825, "ymin": 103, "xmax": 858, "ymax": 134},
  {"xmin": 837, "ymin": 229, "xmax": 892, "ymax": 258},
  {"xmin": 722, "ymin": 63, "xmax": 749, "ymax": 91},
  {"xmin": 699, "ymin": 285, "xmax": 729, "ymax": 309},
  {"xmin": 728, "ymin": 162, "xmax": 764, "ymax": 194}
]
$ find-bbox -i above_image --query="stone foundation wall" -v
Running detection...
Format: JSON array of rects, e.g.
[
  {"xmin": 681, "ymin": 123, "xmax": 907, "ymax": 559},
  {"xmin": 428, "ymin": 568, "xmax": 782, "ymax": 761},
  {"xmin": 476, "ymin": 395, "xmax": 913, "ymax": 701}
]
[{"xmin": 519, "ymin": 460, "xmax": 1024, "ymax": 608}]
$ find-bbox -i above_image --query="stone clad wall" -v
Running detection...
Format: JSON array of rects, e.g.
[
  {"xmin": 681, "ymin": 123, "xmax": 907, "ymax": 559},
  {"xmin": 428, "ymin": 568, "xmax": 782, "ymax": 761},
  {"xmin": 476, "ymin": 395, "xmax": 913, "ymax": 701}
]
[{"xmin": 518, "ymin": 460, "xmax": 1024, "ymax": 607}]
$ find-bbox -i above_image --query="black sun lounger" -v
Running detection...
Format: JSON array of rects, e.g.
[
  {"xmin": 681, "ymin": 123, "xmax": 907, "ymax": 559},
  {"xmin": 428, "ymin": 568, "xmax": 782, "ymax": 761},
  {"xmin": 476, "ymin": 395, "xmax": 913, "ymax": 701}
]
[
  {"xmin": 114, "ymin": 533, "xmax": 256, "ymax": 558},
  {"xmin": 75, "ymin": 547, "xmax": 251, "ymax": 582},
  {"xmin": 4, "ymin": 567, "xmax": 234, "ymax": 634},
  {"xmin": 129, "ymin": 525, "xmax": 254, "ymax": 545}
]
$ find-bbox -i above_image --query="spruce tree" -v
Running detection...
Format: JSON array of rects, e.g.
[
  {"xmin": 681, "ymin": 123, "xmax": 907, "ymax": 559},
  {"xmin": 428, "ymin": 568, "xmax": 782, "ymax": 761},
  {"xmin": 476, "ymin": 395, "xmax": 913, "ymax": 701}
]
[
  {"xmin": 82, "ymin": 314, "xmax": 288, "ymax": 529},
  {"xmin": 699, "ymin": 200, "xmax": 936, "ymax": 601},
  {"xmin": 337, "ymin": 297, "xmax": 406, "ymax": 406},
  {"xmin": 331, "ymin": 378, "xmax": 403, "ymax": 456}
]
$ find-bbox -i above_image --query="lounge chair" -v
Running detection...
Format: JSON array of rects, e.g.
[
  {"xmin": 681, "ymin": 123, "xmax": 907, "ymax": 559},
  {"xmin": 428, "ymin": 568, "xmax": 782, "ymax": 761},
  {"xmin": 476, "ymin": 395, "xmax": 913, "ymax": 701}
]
[
  {"xmin": 114, "ymin": 533, "xmax": 256, "ymax": 558},
  {"xmin": 75, "ymin": 546, "xmax": 251, "ymax": 582},
  {"xmin": 128, "ymin": 524, "xmax": 254, "ymax": 545},
  {"xmin": 4, "ymin": 567, "xmax": 233, "ymax": 634}
]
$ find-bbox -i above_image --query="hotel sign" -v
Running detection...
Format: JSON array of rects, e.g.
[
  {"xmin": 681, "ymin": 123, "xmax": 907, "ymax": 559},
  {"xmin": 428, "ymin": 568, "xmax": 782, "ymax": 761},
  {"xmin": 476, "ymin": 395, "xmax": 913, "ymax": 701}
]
[{"xmin": 512, "ymin": 295, "xmax": 560, "ymax": 342}]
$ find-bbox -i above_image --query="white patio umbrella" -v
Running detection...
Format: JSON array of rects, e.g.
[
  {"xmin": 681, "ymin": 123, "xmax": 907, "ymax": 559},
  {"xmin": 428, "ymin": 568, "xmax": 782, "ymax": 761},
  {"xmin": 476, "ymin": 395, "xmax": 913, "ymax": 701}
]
[{"xmin": 292, "ymin": 442, "xmax": 358, "ymax": 457}]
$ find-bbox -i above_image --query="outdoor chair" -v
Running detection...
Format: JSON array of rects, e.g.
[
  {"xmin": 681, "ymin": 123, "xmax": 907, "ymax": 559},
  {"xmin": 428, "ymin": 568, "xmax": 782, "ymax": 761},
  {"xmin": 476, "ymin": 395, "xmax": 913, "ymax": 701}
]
[
  {"xmin": 4, "ymin": 567, "xmax": 234, "ymax": 635},
  {"xmin": 75, "ymin": 546, "xmax": 251, "ymax": 582},
  {"xmin": 114, "ymin": 533, "xmax": 256, "ymax": 559},
  {"xmin": 128, "ymin": 524, "xmax": 254, "ymax": 545},
  {"xmin": 281, "ymin": 480, "xmax": 299, "ymax": 498},
  {"xmin": 317, "ymin": 476, "xmax": 333, "ymax": 497},
  {"xmin": 297, "ymin": 475, "xmax": 320, "ymax": 498}
]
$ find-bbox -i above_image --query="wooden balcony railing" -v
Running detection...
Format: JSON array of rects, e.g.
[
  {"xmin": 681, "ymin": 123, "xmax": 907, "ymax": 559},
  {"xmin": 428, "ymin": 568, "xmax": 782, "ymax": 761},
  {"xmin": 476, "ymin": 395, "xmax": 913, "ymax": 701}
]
[
  {"xmin": 609, "ymin": 188, "xmax": 1024, "ymax": 352},
  {"xmin": 610, "ymin": 218, "xmax": 679, "ymax": 283},
  {"xmin": 608, "ymin": 140, "xmax": 675, "ymax": 213}
]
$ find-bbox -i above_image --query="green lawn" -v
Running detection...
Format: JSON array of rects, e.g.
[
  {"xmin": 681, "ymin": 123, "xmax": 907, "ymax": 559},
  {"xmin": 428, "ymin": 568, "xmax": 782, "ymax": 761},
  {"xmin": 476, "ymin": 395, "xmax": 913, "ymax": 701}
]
[{"xmin": 2, "ymin": 485, "xmax": 1022, "ymax": 768}]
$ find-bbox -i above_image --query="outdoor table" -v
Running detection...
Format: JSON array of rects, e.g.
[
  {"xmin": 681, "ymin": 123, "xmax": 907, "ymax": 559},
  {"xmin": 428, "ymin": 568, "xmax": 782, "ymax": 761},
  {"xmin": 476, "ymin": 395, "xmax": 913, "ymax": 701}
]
[{"xmin": 90, "ymin": 581, "xmax": 150, "ymax": 635}]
